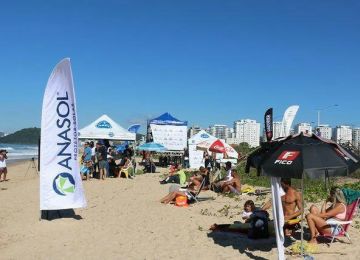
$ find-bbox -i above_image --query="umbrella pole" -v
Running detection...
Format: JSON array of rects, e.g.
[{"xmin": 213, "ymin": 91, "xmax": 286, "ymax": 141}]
[{"xmin": 300, "ymin": 174, "xmax": 305, "ymax": 256}]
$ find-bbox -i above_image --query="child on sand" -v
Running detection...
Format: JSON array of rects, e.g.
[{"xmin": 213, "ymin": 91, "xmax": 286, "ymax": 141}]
[{"xmin": 242, "ymin": 200, "xmax": 256, "ymax": 223}]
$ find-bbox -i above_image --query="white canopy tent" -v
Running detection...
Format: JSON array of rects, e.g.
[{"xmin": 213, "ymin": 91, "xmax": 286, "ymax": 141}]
[
  {"xmin": 78, "ymin": 114, "xmax": 135, "ymax": 141},
  {"xmin": 188, "ymin": 130, "xmax": 238, "ymax": 169}
]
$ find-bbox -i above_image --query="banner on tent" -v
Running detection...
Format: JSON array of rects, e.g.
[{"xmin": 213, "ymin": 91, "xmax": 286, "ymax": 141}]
[
  {"xmin": 150, "ymin": 124, "xmax": 187, "ymax": 150},
  {"xmin": 40, "ymin": 58, "xmax": 86, "ymax": 210}
]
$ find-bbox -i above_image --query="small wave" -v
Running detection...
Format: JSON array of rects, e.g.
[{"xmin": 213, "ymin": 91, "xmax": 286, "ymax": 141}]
[
  {"xmin": 0, "ymin": 147, "xmax": 15, "ymax": 151},
  {"xmin": 8, "ymin": 152, "xmax": 38, "ymax": 156}
]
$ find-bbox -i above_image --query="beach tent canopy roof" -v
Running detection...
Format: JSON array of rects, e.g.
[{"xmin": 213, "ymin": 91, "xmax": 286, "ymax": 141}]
[
  {"xmin": 188, "ymin": 130, "xmax": 238, "ymax": 159},
  {"xmin": 188, "ymin": 130, "xmax": 216, "ymax": 144},
  {"xmin": 149, "ymin": 112, "xmax": 187, "ymax": 126},
  {"xmin": 78, "ymin": 114, "xmax": 135, "ymax": 141}
]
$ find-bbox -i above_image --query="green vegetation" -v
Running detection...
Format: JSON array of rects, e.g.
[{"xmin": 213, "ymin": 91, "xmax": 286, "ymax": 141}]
[
  {"xmin": 232, "ymin": 142, "xmax": 257, "ymax": 157},
  {"xmin": 235, "ymin": 164, "xmax": 360, "ymax": 203},
  {"xmin": 0, "ymin": 127, "xmax": 40, "ymax": 144}
]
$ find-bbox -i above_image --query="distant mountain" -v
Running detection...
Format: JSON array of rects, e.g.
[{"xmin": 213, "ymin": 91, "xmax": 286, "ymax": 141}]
[{"xmin": 0, "ymin": 127, "xmax": 40, "ymax": 144}]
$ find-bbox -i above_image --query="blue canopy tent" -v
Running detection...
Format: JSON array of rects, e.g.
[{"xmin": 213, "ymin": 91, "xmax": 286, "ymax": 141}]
[
  {"xmin": 147, "ymin": 112, "xmax": 188, "ymax": 150},
  {"xmin": 148, "ymin": 112, "xmax": 188, "ymax": 126}
]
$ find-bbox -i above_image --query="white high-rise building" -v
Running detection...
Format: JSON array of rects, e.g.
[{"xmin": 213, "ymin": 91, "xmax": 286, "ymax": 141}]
[
  {"xmin": 333, "ymin": 125, "xmax": 352, "ymax": 144},
  {"xmin": 226, "ymin": 127, "xmax": 234, "ymax": 138},
  {"xmin": 315, "ymin": 124, "xmax": 332, "ymax": 140},
  {"xmin": 295, "ymin": 123, "xmax": 312, "ymax": 135},
  {"xmin": 233, "ymin": 119, "xmax": 260, "ymax": 148},
  {"xmin": 352, "ymin": 128, "xmax": 360, "ymax": 149},
  {"xmin": 209, "ymin": 124, "xmax": 227, "ymax": 139}
]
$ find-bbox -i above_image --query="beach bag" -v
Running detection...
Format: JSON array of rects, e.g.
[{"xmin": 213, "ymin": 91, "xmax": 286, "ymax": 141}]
[
  {"xmin": 248, "ymin": 210, "xmax": 269, "ymax": 239},
  {"xmin": 175, "ymin": 195, "xmax": 188, "ymax": 207}
]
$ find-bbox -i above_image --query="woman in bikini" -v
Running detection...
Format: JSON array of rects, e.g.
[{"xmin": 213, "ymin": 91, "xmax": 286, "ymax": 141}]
[{"xmin": 306, "ymin": 187, "xmax": 347, "ymax": 243}]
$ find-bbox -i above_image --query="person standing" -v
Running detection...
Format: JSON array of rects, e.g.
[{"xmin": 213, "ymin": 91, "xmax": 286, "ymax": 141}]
[
  {"xmin": 0, "ymin": 150, "xmax": 8, "ymax": 182},
  {"xmin": 82, "ymin": 142, "xmax": 93, "ymax": 180},
  {"xmin": 96, "ymin": 142, "xmax": 107, "ymax": 180},
  {"xmin": 183, "ymin": 148, "xmax": 189, "ymax": 169},
  {"xmin": 90, "ymin": 141, "xmax": 97, "ymax": 174}
]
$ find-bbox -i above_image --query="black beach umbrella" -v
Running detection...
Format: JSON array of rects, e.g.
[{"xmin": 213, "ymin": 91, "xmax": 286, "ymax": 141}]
[
  {"xmin": 246, "ymin": 133, "xmax": 360, "ymax": 254},
  {"xmin": 260, "ymin": 133, "xmax": 359, "ymax": 179}
]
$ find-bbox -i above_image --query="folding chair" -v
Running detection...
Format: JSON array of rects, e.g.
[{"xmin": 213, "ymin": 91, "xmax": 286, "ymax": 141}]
[
  {"xmin": 119, "ymin": 161, "xmax": 134, "ymax": 179},
  {"xmin": 320, "ymin": 198, "xmax": 360, "ymax": 245},
  {"xmin": 180, "ymin": 178, "xmax": 206, "ymax": 203}
]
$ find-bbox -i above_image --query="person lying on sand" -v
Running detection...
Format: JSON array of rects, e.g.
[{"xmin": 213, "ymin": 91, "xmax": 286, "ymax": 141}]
[{"xmin": 306, "ymin": 187, "xmax": 347, "ymax": 244}]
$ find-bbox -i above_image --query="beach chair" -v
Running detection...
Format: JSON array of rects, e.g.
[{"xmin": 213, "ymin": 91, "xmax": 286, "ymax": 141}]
[
  {"xmin": 119, "ymin": 161, "xmax": 134, "ymax": 179},
  {"xmin": 319, "ymin": 198, "xmax": 360, "ymax": 245},
  {"xmin": 180, "ymin": 178, "xmax": 206, "ymax": 203}
]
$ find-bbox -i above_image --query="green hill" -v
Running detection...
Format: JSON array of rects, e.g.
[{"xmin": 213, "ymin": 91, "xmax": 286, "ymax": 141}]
[{"xmin": 0, "ymin": 127, "xmax": 40, "ymax": 144}]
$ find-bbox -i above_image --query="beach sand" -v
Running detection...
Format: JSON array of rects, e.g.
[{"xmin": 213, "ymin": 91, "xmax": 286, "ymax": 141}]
[{"xmin": 0, "ymin": 160, "xmax": 359, "ymax": 259}]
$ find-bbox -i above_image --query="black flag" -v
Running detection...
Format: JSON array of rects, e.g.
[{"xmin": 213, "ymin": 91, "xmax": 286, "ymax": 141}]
[{"xmin": 264, "ymin": 108, "xmax": 273, "ymax": 142}]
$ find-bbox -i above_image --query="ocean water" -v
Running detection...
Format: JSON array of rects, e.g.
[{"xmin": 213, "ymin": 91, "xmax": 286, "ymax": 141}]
[{"xmin": 0, "ymin": 143, "xmax": 38, "ymax": 162}]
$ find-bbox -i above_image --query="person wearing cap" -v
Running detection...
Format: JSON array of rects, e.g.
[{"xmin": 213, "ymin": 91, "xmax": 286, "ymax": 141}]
[{"xmin": 0, "ymin": 149, "xmax": 9, "ymax": 182}]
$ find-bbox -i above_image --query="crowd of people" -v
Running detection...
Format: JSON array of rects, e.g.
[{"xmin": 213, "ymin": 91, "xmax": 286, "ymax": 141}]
[
  {"xmin": 158, "ymin": 159, "xmax": 357, "ymax": 245},
  {"xmin": 80, "ymin": 141, "xmax": 135, "ymax": 180},
  {"xmin": 77, "ymin": 140, "xmax": 358, "ymax": 245}
]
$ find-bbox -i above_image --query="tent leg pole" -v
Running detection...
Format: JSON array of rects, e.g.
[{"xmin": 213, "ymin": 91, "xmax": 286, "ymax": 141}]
[{"xmin": 301, "ymin": 175, "xmax": 304, "ymax": 256}]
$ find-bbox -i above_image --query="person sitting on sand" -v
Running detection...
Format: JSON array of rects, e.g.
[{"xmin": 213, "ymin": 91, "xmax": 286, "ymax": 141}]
[
  {"xmin": 210, "ymin": 161, "xmax": 233, "ymax": 192},
  {"xmin": 118, "ymin": 156, "xmax": 131, "ymax": 178},
  {"xmin": 306, "ymin": 187, "xmax": 347, "ymax": 244},
  {"xmin": 217, "ymin": 169, "xmax": 241, "ymax": 194},
  {"xmin": 242, "ymin": 200, "xmax": 256, "ymax": 223},
  {"xmin": 160, "ymin": 164, "xmax": 186, "ymax": 185},
  {"xmin": 0, "ymin": 149, "xmax": 9, "ymax": 182},
  {"xmin": 159, "ymin": 163, "xmax": 178, "ymax": 184}
]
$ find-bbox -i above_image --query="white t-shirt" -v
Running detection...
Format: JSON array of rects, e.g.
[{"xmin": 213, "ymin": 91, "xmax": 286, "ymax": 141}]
[
  {"xmin": 91, "ymin": 147, "xmax": 96, "ymax": 156},
  {"xmin": 0, "ymin": 156, "xmax": 6, "ymax": 168},
  {"xmin": 226, "ymin": 169, "xmax": 233, "ymax": 181},
  {"xmin": 242, "ymin": 210, "xmax": 252, "ymax": 219}
]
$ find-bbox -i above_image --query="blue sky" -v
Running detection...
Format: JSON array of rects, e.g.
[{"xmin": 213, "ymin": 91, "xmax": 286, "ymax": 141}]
[{"xmin": 0, "ymin": 0, "xmax": 359, "ymax": 133}]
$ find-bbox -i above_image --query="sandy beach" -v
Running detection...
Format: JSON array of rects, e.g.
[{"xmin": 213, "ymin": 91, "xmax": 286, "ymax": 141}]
[{"xmin": 0, "ymin": 159, "xmax": 359, "ymax": 260}]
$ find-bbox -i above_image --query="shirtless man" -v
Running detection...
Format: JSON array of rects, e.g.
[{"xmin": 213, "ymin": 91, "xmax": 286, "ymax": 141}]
[
  {"xmin": 219, "ymin": 169, "xmax": 241, "ymax": 194},
  {"xmin": 262, "ymin": 178, "xmax": 302, "ymax": 236},
  {"xmin": 188, "ymin": 166, "xmax": 209, "ymax": 189}
]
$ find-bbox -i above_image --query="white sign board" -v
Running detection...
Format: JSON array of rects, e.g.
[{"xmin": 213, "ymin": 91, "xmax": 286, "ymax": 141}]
[{"xmin": 150, "ymin": 124, "xmax": 187, "ymax": 151}]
